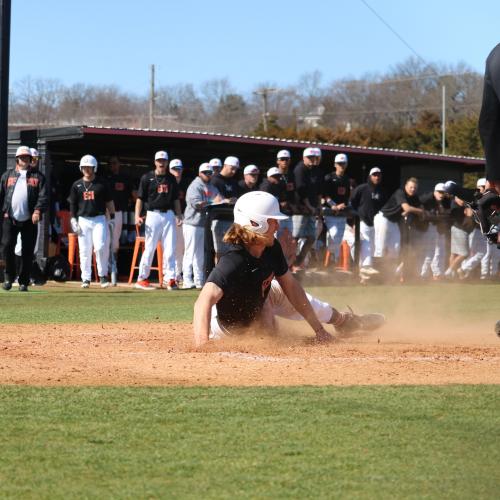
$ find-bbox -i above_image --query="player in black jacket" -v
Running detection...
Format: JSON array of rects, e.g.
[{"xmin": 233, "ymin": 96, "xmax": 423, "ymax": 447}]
[{"xmin": 350, "ymin": 167, "xmax": 387, "ymax": 276}]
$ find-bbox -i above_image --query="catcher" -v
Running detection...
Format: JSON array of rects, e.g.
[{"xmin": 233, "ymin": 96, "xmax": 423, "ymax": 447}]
[{"xmin": 193, "ymin": 191, "xmax": 385, "ymax": 347}]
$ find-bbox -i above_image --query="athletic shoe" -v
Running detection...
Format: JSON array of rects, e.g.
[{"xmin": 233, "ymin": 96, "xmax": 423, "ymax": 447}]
[
  {"xmin": 2, "ymin": 281, "xmax": 12, "ymax": 291},
  {"xmin": 165, "ymin": 279, "xmax": 178, "ymax": 290},
  {"xmin": 134, "ymin": 279, "xmax": 155, "ymax": 290},
  {"xmin": 18, "ymin": 284, "xmax": 28, "ymax": 292},
  {"xmin": 457, "ymin": 268, "xmax": 470, "ymax": 280},
  {"xmin": 100, "ymin": 276, "xmax": 111, "ymax": 289},
  {"xmin": 360, "ymin": 266, "xmax": 379, "ymax": 276},
  {"xmin": 195, "ymin": 284, "xmax": 203, "ymax": 290},
  {"xmin": 81, "ymin": 280, "xmax": 90, "ymax": 289},
  {"xmin": 182, "ymin": 282, "xmax": 196, "ymax": 289}
]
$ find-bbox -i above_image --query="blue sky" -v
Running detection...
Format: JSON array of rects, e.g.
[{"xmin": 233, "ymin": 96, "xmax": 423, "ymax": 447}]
[{"xmin": 10, "ymin": 0, "xmax": 500, "ymax": 96}]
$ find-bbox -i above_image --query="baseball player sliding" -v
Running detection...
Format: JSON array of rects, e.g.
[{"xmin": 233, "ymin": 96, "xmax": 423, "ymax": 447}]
[
  {"xmin": 193, "ymin": 191, "xmax": 385, "ymax": 347},
  {"xmin": 69, "ymin": 155, "xmax": 115, "ymax": 288}
]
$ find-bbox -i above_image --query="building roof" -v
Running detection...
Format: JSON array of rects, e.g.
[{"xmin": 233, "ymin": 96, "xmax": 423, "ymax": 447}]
[{"xmin": 27, "ymin": 125, "xmax": 484, "ymax": 167}]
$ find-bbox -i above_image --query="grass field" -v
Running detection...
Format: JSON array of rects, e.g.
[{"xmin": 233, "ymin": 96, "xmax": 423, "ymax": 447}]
[
  {"xmin": 0, "ymin": 282, "xmax": 499, "ymax": 498},
  {"xmin": 0, "ymin": 386, "xmax": 499, "ymax": 499}
]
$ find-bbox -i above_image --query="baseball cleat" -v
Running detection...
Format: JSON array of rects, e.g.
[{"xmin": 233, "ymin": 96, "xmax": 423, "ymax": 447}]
[
  {"xmin": 2, "ymin": 281, "xmax": 12, "ymax": 291},
  {"xmin": 495, "ymin": 320, "xmax": 500, "ymax": 337},
  {"xmin": 134, "ymin": 279, "xmax": 155, "ymax": 290},
  {"xmin": 334, "ymin": 307, "xmax": 386, "ymax": 337},
  {"xmin": 100, "ymin": 277, "xmax": 111, "ymax": 289},
  {"xmin": 182, "ymin": 282, "xmax": 196, "ymax": 289},
  {"xmin": 18, "ymin": 284, "xmax": 28, "ymax": 292},
  {"xmin": 165, "ymin": 279, "xmax": 179, "ymax": 290},
  {"xmin": 360, "ymin": 266, "xmax": 380, "ymax": 276},
  {"xmin": 81, "ymin": 280, "xmax": 90, "ymax": 289}
]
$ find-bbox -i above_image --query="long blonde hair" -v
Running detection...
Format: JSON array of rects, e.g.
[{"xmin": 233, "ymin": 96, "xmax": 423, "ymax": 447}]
[{"xmin": 223, "ymin": 224, "xmax": 267, "ymax": 246}]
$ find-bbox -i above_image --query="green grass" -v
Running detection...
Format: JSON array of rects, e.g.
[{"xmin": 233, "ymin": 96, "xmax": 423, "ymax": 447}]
[
  {"xmin": 0, "ymin": 282, "xmax": 498, "ymax": 324},
  {"xmin": 0, "ymin": 386, "xmax": 498, "ymax": 499}
]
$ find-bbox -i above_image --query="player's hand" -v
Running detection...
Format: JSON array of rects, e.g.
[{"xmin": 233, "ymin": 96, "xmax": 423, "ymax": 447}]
[
  {"xmin": 314, "ymin": 326, "xmax": 334, "ymax": 343},
  {"xmin": 32, "ymin": 212, "xmax": 40, "ymax": 224},
  {"xmin": 176, "ymin": 214, "xmax": 184, "ymax": 226},
  {"xmin": 136, "ymin": 216, "xmax": 144, "ymax": 226}
]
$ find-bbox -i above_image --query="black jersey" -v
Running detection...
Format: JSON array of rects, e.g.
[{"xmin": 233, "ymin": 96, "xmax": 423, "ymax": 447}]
[
  {"xmin": 210, "ymin": 173, "xmax": 240, "ymax": 199},
  {"xmin": 137, "ymin": 170, "xmax": 179, "ymax": 211},
  {"xmin": 260, "ymin": 177, "xmax": 293, "ymax": 215},
  {"xmin": 207, "ymin": 239, "xmax": 289, "ymax": 329},
  {"xmin": 293, "ymin": 161, "xmax": 322, "ymax": 209},
  {"xmin": 420, "ymin": 192, "xmax": 452, "ymax": 233},
  {"xmin": 350, "ymin": 182, "xmax": 387, "ymax": 226},
  {"xmin": 69, "ymin": 176, "xmax": 112, "ymax": 218},
  {"xmin": 322, "ymin": 172, "xmax": 351, "ymax": 205},
  {"xmin": 381, "ymin": 188, "xmax": 421, "ymax": 223},
  {"xmin": 238, "ymin": 179, "xmax": 259, "ymax": 196},
  {"xmin": 107, "ymin": 173, "xmax": 132, "ymax": 211}
]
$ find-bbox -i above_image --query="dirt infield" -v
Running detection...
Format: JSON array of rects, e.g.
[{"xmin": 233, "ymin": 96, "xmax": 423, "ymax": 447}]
[{"xmin": 1, "ymin": 320, "xmax": 499, "ymax": 386}]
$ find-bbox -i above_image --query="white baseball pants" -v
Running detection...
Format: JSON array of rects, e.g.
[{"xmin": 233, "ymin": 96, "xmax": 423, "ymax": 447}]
[
  {"xmin": 175, "ymin": 224, "xmax": 184, "ymax": 281},
  {"xmin": 420, "ymin": 225, "xmax": 446, "ymax": 277},
  {"xmin": 374, "ymin": 213, "xmax": 400, "ymax": 259},
  {"xmin": 182, "ymin": 224, "xmax": 205, "ymax": 287},
  {"xmin": 138, "ymin": 210, "xmax": 176, "ymax": 281},
  {"xmin": 324, "ymin": 216, "xmax": 346, "ymax": 260},
  {"xmin": 359, "ymin": 221, "xmax": 375, "ymax": 267},
  {"xmin": 209, "ymin": 279, "xmax": 333, "ymax": 339},
  {"xmin": 462, "ymin": 228, "xmax": 487, "ymax": 273},
  {"xmin": 481, "ymin": 241, "xmax": 500, "ymax": 276},
  {"xmin": 78, "ymin": 215, "xmax": 109, "ymax": 281}
]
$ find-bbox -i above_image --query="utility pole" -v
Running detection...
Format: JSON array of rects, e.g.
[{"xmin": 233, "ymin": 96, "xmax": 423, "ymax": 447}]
[
  {"xmin": 149, "ymin": 64, "xmax": 155, "ymax": 129},
  {"xmin": 254, "ymin": 87, "xmax": 277, "ymax": 134},
  {"xmin": 441, "ymin": 84, "xmax": 446, "ymax": 155},
  {"xmin": 0, "ymin": 0, "xmax": 11, "ymax": 173}
]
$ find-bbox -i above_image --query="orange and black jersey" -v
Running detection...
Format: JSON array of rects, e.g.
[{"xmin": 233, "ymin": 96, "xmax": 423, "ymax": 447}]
[
  {"xmin": 207, "ymin": 239, "xmax": 289, "ymax": 329},
  {"xmin": 137, "ymin": 171, "xmax": 179, "ymax": 211},
  {"xmin": 322, "ymin": 172, "xmax": 351, "ymax": 205},
  {"xmin": 69, "ymin": 176, "xmax": 112, "ymax": 218}
]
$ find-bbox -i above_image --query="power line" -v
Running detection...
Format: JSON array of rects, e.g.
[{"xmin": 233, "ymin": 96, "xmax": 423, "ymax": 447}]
[{"xmin": 359, "ymin": 0, "xmax": 437, "ymax": 75}]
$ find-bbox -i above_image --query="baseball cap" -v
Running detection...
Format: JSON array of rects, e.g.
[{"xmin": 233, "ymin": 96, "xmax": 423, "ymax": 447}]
[
  {"xmin": 15, "ymin": 145, "xmax": 32, "ymax": 157},
  {"xmin": 244, "ymin": 165, "xmax": 259, "ymax": 175},
  {"xmin": 224, "ymin": 156, "xmax": 240, "ymax": 168},
  {"xmin": 477, "ymin": 177, "xmax": 487, "ymax": 188},
  {"xmin": 369, "ymin": 167, "xmax": 382, "ymax": 175},
  {"xmin": 277, "ymin": 149, "xmax": 291, "ymax": 159},
  {"xmin": 30, "ymin": 148, "xmax": 40, "ymax": 158},
  {"xmin": 267, "ymin": 167, "xmax": 281, "ymax": 177},
  {"xmin": 199, "ymin": 162, "xmax": 213, "ymax": 173},
  {"xmin": 154, "ymin": 151, "xmax": 169, "ymax": 161},
  {"xmin": 434, "ymin": 182, "xmax": 446, "ymax": 192},
  {"xmin": 335, "ymin": 153, "xmax": 348, "ymax": 164},
  {"xmin": 303, "ymin": 147, "xmax": 321, "ymax": 157},
  {"xmin": 170, "ymin": 159, "xmax": 183, "ymax": 170},
  {"xmin": 209, "ymin": 158, "xmax": 222, "ymax": 167}
]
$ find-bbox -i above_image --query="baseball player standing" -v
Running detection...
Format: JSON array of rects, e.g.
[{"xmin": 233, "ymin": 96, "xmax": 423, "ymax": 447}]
[
  {"xmin": 106, "ymin": 156, "xmax": 134, "ymax": 274},
  {"xmin": 169, "ymin": 159, "xmax": 190, "ymax": 284},
  {"xmin": 322, "ymin": 153, "xmax": 351, "ymax": 266},
  {"xmin": 238, "ymin": 165, "xmax": 260, "ymax": 195},
  {"xmin": 210, "ymin": 156, "xmax": 241, "ymax": 260},
  {"xmin": 134, "ymin": 151, "xmax": 183, "ymax": 290},
  {"xmin": 0, "ymin": 146, "xmax": 47, "ymax": 292},
  {"xmin": 69, "ymin": 155, "xmax": 115, "ymax": 288},
  {"xmin": 183, "ymin": 163, "xmax": 224, "ymax": 289},
  {"xmin": 292, "ymin": 147, "xmax": 323, "ymax": 271},
  {"xmin": 350, "ymin": 167, "xmax": 387, "ymax": 276},
  {"xmin": 193, "ymin": 191, "xmax": 384, "ymax": 347}
]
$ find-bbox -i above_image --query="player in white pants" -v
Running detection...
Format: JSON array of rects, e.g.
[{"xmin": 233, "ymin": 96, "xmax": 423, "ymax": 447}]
[
  {"xmin": 183, "ymin": 163, "xmax": 224, "ymax": 289},
  {"xmin": 134, "ymin": 151, "xmax": 183, "ymax": 290},
  {"xmin": 193, "ymin": 191, "xmax": 385, "ymax": 347},
  {"xmin": 69, "ymin": 155, "xmax": 115, "ymax": 288}
]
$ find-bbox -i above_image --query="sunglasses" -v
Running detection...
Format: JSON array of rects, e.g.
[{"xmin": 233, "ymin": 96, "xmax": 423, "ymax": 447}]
[
  {"xmin": 201, "ymin": 171, "xmax": 213, "ymax": 175},
  {"xmin": 371, "ymin": 173, "xmax": 381, "ymax": 177},
  {"xmin": 278, "ymin": 157, "xmax": 290, "ymax": 161}
]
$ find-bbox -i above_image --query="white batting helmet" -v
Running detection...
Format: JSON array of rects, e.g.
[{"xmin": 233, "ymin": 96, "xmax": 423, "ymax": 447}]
[
  {"xmin": 79, "ymin": 154, "xmax": 98, "ymax": 172},
  {"xmin": 233, "ymin": 191, "xmax": 288, "ymax": 234}
]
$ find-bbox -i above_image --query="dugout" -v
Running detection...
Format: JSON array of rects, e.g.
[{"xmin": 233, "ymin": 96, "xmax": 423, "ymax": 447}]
[{"xmin": 4, "ymin": 125, "xmax": 485, "ymax": 275}]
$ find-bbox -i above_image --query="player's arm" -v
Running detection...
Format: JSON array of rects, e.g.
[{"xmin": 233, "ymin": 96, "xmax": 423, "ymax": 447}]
[
  {"xmin": 276, "ymin": 271, "xmax": 333, "ymax": 342},
  {"xmin": 401, "ymin": 202, "xmax": 424, "ymax": 217},
  {"xmin": 193, "ymin": 282, "xmax": 224, "ymax": 347},
  {"xmin": 135, "ymin": 198, "xmax": 144, "ymax": 225}
]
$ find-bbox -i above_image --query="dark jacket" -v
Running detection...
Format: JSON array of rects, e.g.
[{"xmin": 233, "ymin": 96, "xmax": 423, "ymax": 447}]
[{"xmin": 0, "ymin": 168, "xmax": 48, "ymax": 218}]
